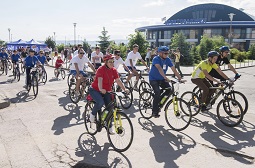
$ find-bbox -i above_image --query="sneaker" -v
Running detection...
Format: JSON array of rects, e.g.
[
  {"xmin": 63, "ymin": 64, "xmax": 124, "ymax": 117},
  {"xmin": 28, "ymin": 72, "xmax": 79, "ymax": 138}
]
[
  {"xmin": 152, "ymin": 113, "xmax": 160, "ymax": 118},
  {"xmin": 201, "ymin": 105, "xmax": 207, "ymax": 112},
  {"xmin": 108, "ymin": 127, "xmax": 115, "ymax": 135},
  {"xmin": 89, "ymin": 113, "xmax": 95, "ymax": 123}
]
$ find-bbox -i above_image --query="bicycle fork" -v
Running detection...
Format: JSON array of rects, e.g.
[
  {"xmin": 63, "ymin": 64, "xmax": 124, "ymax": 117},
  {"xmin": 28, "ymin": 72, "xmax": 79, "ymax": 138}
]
[
  {"xmin": 113, "ymin": 109, "xmax": 123, "ymax": 134},
  {"xmin": 173, "ymin": 96, "xmax": 180, "ymax": 117}
]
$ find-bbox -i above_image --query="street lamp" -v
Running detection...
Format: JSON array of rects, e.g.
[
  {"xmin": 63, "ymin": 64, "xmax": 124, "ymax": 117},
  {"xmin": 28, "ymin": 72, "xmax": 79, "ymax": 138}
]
[
  {"xmin": 53, "ymin": 32, "xmax": 56, "ymax": 42},
  {"xmin": 73, "ymin": 23, "xmax": 77, "ymax": 45},
  {"xmin": 8, "ymin": 28, "xmax": 11, "ymax": 42},
  {"xmin": 228, "ymin": 13, "xmax": 235, "ymax": 45}
]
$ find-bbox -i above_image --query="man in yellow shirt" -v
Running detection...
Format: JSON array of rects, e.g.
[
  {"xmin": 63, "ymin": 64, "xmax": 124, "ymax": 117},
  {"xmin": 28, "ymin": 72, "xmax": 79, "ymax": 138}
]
[{"xmin": 191, "ymin": 51, "xmax": 231, "ymax": 111}]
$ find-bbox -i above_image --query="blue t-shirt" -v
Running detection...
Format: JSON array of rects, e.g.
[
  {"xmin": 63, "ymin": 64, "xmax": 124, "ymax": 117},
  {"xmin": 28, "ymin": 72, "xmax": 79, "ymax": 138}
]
[
  {"xmin": 149, "ymin": 55, "xmax": 173, "ymax": 81},
  {"xmin": 11, "ymin": 54, "xmax": 20, "ymax": 61},
  {"xmin": 0, "ymin": 52, "xmax": 8, "ymax": 59},
  {"xmin": 36, "ymin": 55, "xmax": 46, "ymax": 65},
  {"xmin": 24, "ymin": 56, "xmax": 39, "ymax": 67}
]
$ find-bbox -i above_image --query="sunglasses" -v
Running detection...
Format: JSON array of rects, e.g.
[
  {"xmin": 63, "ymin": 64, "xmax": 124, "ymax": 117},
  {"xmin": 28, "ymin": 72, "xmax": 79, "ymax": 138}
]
[
  {"xmin": 79, "ymin": 53, "xmax": 85, "ymax": 55},
  {"xmin": 40, "ymin": 53, "xmax": 43, "ymax": 54},
  {"xmin": 116, "ymin": 53, "xmax": 120, "ymax": 56},
  {"xmin": 108, "ymin": 60, "xmax": 114, "ymax": 63},
  {"xmin": 163, "ymin": 52, "xmax": 169, "ymax": 55}
]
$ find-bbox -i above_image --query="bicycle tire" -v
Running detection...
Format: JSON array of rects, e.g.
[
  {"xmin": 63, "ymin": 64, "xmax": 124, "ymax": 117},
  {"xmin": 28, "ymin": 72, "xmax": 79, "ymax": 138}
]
[
  {"xmin": 83, "ymin": 101, "xmax": 98, "ymax": 135},
  {"xmin": 21, "ymin": 65, "xmax": 25, "ymax": 73},
  {"xmin": 217, "ymin": 98, "xmax": 244, "ymax": 127},
  {"xmin": 165, "ymin": 98, "xmax": 192, "ymax": 131},
  {"xmin": 107, "ymin": 111, "xmax": 134, "ymax": 152},
  {"xmin": 61, "ymin": 70, "xmax": 66, "ymax": 79},
  {"xmin": 41, "ymin": 71, "xmax": 47, "ymax": 84},
  {"xmin": 138, "ymin": 81, "xmax": 151, "ymax": 96},
  {"xmin": 69, "ymin": 83, "xmax": 81, "ymax": 104},
  {"xmin": 5, "ymin": 63, "xmax": 8, "ymax": 75},
  {"xmin": 16, "ymin": 68, "xmax": 20, "ymax": 82},
  {"xmin": 226, "ymin": 91, "xmax": 248, "ymax": 115},
  {"xmin": 180, "ymin": 91, "xmax": 201, "ymax": 116},
  {"xmin": 119, "ymin": 86, "xmax": 133, "ymax": 109},
  {"xmin": 32, "ymin": 75, "xmax": 39, "ymax": 97},
  {"xmin": 138, "ymin": 91, "xmax": 153, "ymax": 119},
  {"xmin": 192, "ymin": 86, "xmax": 202, "ymax": 99}
]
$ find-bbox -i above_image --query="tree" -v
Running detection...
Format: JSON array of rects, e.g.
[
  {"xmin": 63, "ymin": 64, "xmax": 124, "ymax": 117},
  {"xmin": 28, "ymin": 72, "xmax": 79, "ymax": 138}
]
[
  {"xmin": 0, "ymin": 39, "xmax": 5, "ymax": 46},
  {"xmin": 98, "ymin": 27, "xmax": 110, "ymax": 54},
  {"xmin": 82, "ymin": 39, "xmax": 91, "ymax": 53},
  {"xmin": 190, "ymin": 45, "xmax": 201, "ymax": 64},
  {"xmin": 248, "ymin": 44, "xmax": 255, "ymax": 60},
  {"xmin": 45, "ymin": 36, "xmax": 56, "ymax": 50},
  {"xmin": 127, "ymin": 31, "xmax": 149, "ymax": 59},
  {"xmin": 171, "ymin": 33, "xmax": 193, "ymax": 65}
]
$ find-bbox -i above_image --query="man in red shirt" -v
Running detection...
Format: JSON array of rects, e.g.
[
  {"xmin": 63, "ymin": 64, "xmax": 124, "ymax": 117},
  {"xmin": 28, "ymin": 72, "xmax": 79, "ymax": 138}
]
[{"xmin": 89, "ymin": 54, "xmax": 128, "ymax": 122}]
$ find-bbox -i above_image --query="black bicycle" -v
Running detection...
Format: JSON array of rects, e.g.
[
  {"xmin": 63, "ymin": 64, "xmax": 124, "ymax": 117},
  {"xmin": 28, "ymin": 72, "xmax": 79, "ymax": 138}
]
[
  {"xmin": 181, "ymin": 81, "xmax": 244, "ymax": 127},
  {"xmin": 112, "ymin": 82, "xmax": 133, "ymax": 109},
  {"xmin": 1, "ymin": 58, "xmax": 8, "ymax": 75},
  {"xmin": 138, "ymin": 79, "xmax": 192, "ymax": 131},
  {"xmin": 38, "ymin": 66, "xmax": 47, "ymax": 84},
  {"xmin": 54, "ymin": 66, "xmax": 66, "ymax": 79},
  {"xmin": 12, "ymin": 61, "xmax": 20, "ymax": 81},
  {"xmin": 83, "ymin": 91, "xmax": 134, "ymax": 152},
  {"xmin": 27, "ymin": 67, "xmax": 39, "ymax": 97}
]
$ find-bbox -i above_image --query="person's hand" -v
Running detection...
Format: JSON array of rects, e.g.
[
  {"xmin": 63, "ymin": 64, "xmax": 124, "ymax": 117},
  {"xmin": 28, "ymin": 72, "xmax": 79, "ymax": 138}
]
[
  {"xmin": 124, "ymin": 88, "xmax": 130, "ymax": 94},
  {"xmin": 235, "ymin": 73, "xmax": 241, "ymax": 79},
  {"xmin": 228, "ymin": 77, "xmax": 235, "ymax": 82},
  {"xmin": 100, "ymin": 89, "xmax": 106, "ymax": 94}
]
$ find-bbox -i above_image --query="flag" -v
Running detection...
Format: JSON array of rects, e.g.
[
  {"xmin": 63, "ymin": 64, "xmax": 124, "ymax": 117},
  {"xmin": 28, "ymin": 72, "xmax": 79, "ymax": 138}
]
[{"xmin": 161, "ymin": 17, "xmax": 166, "ymax": 22}]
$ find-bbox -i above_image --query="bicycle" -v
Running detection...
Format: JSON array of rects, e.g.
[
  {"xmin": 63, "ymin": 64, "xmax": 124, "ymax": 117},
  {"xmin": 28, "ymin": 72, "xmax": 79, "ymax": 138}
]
[
  {"xmin": 20, "ymin": 60, "xmax": 26, "ymax": 73},
  {"xmin": 191, "ymin": 79, "xmax": 248, "ymax": 115},
  {"xmin": 181, "ymin": 81, "xmax": 244, "ymax": 127},
  {"xmin": 112, "ymin": 82, "xmax": 133, "ymax": 109},
  {"xmin": 69, "ymin": 72, "xmax": 94, "ymax": 104},
  {"xmin": 123, "ymin": 69, "xmax": 151, "ymax": 96},
  {"xmin": 12, "ymin": 61, "xmax": 20, "ymax": 82},
  {"xmin": 38, "ymin": 65, "xmax": 47, "ymax": 84},
  {"xmin": 67, "ymin": 72, "xmax": 76, "ymax": 87},
  {"xmin": 27, "ymin": 66, "xmax": 39, "ymax": 97},
  {"xmin": 83, "ymin": 91, "xmax": 134, "ymax": 152},
  {"xmin": 54, "ymin": 65, "xmax": 66, "ymax": 79},
  {"xmin": 0, "ymin": 58, "xmax": 8, "ymax": 75},
  {"xmin": 138, "ymin": 79, "xmax": 192, "ymax": 131}
]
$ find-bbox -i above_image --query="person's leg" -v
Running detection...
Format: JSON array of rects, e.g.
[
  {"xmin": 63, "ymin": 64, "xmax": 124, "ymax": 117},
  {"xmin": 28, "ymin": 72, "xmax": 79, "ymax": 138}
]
[
  {"xmin": 191, "ymin": 78, "xmax": 209, "ymax": 104},
  {"xmin": 89, "ymin": 87, "xmax": 105, "ymax": 116},
  {"xmin": 146, "ymin": 58, "xmax": 150, "ymax": 67},
  {"xmin": 150, "ymin": 80, "xmax": 161, "ymax": 116},
  {"xmin": 175, "ymin": 62, "xmax": 183, "ymax": 77},
  {"xmin": 26, "ymin": 67, "xmax": 31, "ymax": 87},
  {"xmin": 159, "ymin": 80, "xmax": 172, "ymax": 101},
  {"xmin": 203, "ymin": 79, "xmax": 214, "ymax": 105}
]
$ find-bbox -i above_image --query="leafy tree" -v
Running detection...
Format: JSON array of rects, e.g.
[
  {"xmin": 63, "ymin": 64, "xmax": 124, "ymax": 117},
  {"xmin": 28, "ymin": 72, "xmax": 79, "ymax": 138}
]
[
  {"xmin": 171, "ymin": 33, "xmax": 193, "ymax": 65},
  {"xmin": 45, "ymin": 36, "xmax": 56, "ymax": 50},
  {"xmin": 190, "ymin": 45, "xmax": 201, "ymax": 64},
  {"xmin": 211, "ymin": 35, "xmax": 228, "ymax": 52},
  {"xmin": 98, "ymin": 27, "xmax": 110, "ymax": 54},
  {"xmin": 248, "ymin": 44, "xmax": 255, "ymax": 60},
  {"xmin": 57, "ymin": 44, "xmax": 64, "ymax": 53},
  {"xmin": 108, "ymin": 41, "xmax": 128, "ymax": 59},
  {"xmin": 0, "ymin": 39, "xmax": 6, "ymax": 46},
  {"xmin": 82, "ymin": 39, "xmax": 91, "ymax": 53},
  {"xmin": 127, "ymin": 31, "xmax": 149, "ymax": 59}
]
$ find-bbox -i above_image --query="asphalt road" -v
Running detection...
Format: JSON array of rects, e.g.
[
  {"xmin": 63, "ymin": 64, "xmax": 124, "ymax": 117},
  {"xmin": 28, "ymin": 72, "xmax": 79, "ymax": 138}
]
[{"xmin": 0, "ymin": 65, "xmax": 255, "ymax": 168}]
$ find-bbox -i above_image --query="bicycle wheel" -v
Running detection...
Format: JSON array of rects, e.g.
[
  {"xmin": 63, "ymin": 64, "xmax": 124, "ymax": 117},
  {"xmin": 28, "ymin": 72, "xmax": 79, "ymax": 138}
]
[
  {"xmin": 181, "ymin": 91, "xmax": 201, "ymax": 116},
  {"xmin": 119, "ymin": 87, "xmax": 133, "ymax": 109},
  {"xmin": 41, "ymin": 71, "xmax": 47, "ymax": 84},
  {"xmin": 67, "ymin": 73, "xmax": 74, "ymax": 87},
  {"xmin": 165, "ymin": 98, "xmax": 191, "ymax": 131},
  {"xmin": 32, "ymin": 75, "xmax": 39, "ymax": 97},
  {"xmin": 69, "ymin": 83, "xmax": 81, "ymax": 104},
  {"xmin": 16, "ymin": 68, "xmax": 20, "ymax": 82},
  {"xmin": 138, "ymin": 91, "xmax": 153, "ymax": 119},
  {"xmin": 138, "ymin": 81, "xmax": 151, "ymax": 96},
  {"xmin": 61, "ymin": 70, "xmax": 66, "ymax": 79},
  {"xmin": 193, "ymin": 86, "xmax": 202, "ymax": 99},
  {"xmin": 107, "ymin": 111, "xmax": 134, "ymax": 152},
  {"xmin": 21, "ymin": 64, "xmax": 25, "ymax": 73},
  {"xmin": 54, "ymin": 69, "xmax": 59, "ymax": 78},
  {"xmin": 226, "ymin": 91, "xmax": 248, "ymax": 115},
  {"xmin": 8, "ymin": 60, "xmax": 12, "ymax": 70},
  {"xmin": 217, "ymin": 98, "xmax": 244, "ymax": 127},
  {"xmin": 83, "ymin": 101, "xmax": 98, "ymax": 135}
]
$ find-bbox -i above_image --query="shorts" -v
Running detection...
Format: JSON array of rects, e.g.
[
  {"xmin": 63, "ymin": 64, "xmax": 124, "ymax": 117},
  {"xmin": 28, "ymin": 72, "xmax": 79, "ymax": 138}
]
[
  {"xmin": 12, "ymin": 60, "xmax": 18, "ymax": 64},
  {"xmin": 125, "ymin": 66, "xmax": 137, "ymax": 72},
  {"xmin": 70, "ymin": 70, "xmax": 88, "ymax": 77}
]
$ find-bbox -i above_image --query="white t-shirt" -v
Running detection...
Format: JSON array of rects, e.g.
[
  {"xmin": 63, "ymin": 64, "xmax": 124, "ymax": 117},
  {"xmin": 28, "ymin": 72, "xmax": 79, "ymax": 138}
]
[
  {"xmin": 145, "ymin": 51, "xmax": 151, "ymax": 59},
  {"xmin": 114, "ymin": 57, "xmax": 125, "ymax": 69},
  {"xmin": 91, "ymin": 51, "xmax": 103, "ymax": 63},
  {"xmin": 70, "ymin": 55, "xmax": 91, "ymax": 71},
  {"xmin": 124, "ymin": 51, "xmax": 142, "ymax": 66}
]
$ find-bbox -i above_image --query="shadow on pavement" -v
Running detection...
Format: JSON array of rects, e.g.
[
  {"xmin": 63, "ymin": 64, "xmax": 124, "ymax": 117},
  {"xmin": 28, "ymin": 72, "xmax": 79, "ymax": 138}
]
[
  {"xmin": 9, "ymin": 90, "xmax": 36, "ymax": 103},
  {"xmin": 73, "ymin": 133, "xmax": 132, "ymax": 168}
]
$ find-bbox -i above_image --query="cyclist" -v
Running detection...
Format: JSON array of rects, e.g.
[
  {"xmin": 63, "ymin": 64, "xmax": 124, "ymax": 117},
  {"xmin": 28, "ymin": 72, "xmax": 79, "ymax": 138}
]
[
  {"xmin": 69, "ymin": 48, "xmax": 96, "ymax": 96},
  {"xmin": 209, "ymin": 46, "xmax": 241, "ymax": 83},
  {"xmin": 124, "ymin": 44, "xmax": 150, "ymax": 90},
  {"xmin": 55, "ymin": 56, "xmax": 64, "ymax": 79},
  {"xmin": 36, "ymin": 50, "xmax": 48, "ymax": 78},
  {"xmin": 11, "ymin": 50, "xmax": 21, "ymax": 72},
  {"xmin": 91, "ymin": 46, "xmax": 103, "ymax": 69},
  {"xmin": 89, "ymin": 54, "xmax": 129, "ymax": 123},
  {"xmin": 149, "ymin": 46, "xmax": 183, "ymax": 118},
  {"xmin": 0, "ymin": 48, "xmax": 9, "ymax": 68},
  {"xmin": 23, "ymin": 49, "xmax": 41, "ymax": 89},
  {"xmin": 113, "ymin": 50, "xmax": 131, "ymax": 74},
  {"xmin": 191, "ymin": 51, "xmax": 233, "ymax": 111}
]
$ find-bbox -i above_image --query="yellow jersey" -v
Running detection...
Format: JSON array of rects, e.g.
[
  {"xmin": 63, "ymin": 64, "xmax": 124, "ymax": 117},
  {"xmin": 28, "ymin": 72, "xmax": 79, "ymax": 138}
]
[{"xmin": 191, "ymin": 60, "xmax": 218, "ymax": 79}]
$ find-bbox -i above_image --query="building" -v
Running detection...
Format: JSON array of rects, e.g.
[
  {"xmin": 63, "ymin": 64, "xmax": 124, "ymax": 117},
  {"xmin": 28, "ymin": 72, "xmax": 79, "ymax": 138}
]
[{"xmin": 136, "ymin": 3, "xmax": 255, "ymax": 51}]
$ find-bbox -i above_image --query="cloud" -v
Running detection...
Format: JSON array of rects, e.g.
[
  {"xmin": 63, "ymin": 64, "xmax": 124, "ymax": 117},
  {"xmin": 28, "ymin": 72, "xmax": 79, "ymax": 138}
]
[{"xmin": 143, "ymin": 0, "xmax": 165, "ymax": 7}]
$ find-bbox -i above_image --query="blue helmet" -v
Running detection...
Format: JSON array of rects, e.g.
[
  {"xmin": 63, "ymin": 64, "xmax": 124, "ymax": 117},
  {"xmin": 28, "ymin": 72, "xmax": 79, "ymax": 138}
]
[
  {"xmin": 207, "ymin": 51, "xmax": 219, "ymax": 58},
  {"xmin": 219, "ymin": 46, "xmax": 230, "ymax": 52},
  {"xmin": 157, "ymin": 46, "xmax": 169, "ymax": 52}
]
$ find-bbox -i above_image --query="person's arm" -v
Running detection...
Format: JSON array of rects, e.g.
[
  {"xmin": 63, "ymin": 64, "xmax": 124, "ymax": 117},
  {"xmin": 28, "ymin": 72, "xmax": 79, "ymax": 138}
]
[
  {"xmin": 140, "ymin": 59, "xmax": 150, "ymax": 70},
  {"xmin": 98, "ymin": 77, "xmax": 106, "ymax": 94},
  {"xmin": 88, "ymin": 62, "xmax": 96, "ymax": 73},
  {"xmin": 228, "ymin": 63, "xmax": 238, "ymax": 74},
  {"xmin": 115, "ymin": 78, "xmax": 126, "ymax": 91},
  {"xmin": 170, "ymin": 66, "xmax": 182, "ymax": 81},
  {"xmin": 123, "ymin": 64, "xmax": 131, "ymax": 74},
  {"xmin": 215, "ymin": 67, "xmax": 230, "ymax": 80},
  {"xmin": 203, "ymin": 69, "xmax": 221, "ymax": 83}
]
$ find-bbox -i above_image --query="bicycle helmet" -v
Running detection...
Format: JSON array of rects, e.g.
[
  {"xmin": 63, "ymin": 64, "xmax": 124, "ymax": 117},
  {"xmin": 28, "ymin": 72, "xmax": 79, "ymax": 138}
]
[
  {"xmin": 157, "ymin": 46, "xmax": 169, "ymax": 52},
  {"xmin": 219, "ymin": 46, "xmax": 230, "ymax": 52},
  {"xmin": 103, "ymin": 54, "xmax": 115, "ymax": 61},
  {"xmin": 207, "ymin": 51, "xmax": 219, "ymax": 58},
  {"xmin": 29, "ymin": 49, "xmax": 35, "ymax": 53}
]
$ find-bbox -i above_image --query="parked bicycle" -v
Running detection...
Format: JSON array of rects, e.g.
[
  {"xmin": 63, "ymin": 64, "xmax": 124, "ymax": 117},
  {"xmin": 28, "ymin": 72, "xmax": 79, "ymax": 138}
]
[
  {"xmin": 138, "ymin": 79, "xmax": 192, "ymax": 131},
  {"xmin": 181, "ymin": 80, "xmax": 244, "ymax": 127},
  {"xmin": 83, "ymin": 91, "xmax": 134, "ymax": 152}
]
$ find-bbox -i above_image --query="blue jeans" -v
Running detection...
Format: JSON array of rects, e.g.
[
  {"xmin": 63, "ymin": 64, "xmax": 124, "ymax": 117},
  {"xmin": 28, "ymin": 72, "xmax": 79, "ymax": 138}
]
[
  {"xmin": 89, "ymin": 87, "xmax": 112, "ymax": 116},
  {"xmin": 150, "ymin": 80, "xmax": 172, "ymax": 114}
]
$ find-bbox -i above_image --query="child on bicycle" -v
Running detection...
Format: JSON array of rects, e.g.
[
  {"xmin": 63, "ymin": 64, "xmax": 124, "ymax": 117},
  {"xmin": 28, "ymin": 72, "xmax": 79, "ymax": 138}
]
[
  {"xmin": 149, "ymin": 46, "xmax": 182, "ymax": 118},
  {"xmin": 55, "ymin": 56, "xmax": 64, "ymax": 78},
  {"xmin": 11, "ymin": 50, "xmax": 20, "ymax": 72},
  {"xmin": 191, "ymin": 51, "xmax": 233, "ymax": 112}
]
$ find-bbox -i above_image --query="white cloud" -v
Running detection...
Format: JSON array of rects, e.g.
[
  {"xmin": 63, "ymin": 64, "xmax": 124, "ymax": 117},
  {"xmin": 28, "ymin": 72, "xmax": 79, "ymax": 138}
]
[{"xmin": 143, "ymin": 0, "xmax": 165, "ymax": 7}]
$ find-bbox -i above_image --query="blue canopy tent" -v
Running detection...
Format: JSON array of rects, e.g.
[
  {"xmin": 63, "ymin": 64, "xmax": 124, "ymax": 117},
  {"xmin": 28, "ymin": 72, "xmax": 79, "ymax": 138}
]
[{"xmin": 6, "ymin": 39, "xmax": 47, "ymax": 52}]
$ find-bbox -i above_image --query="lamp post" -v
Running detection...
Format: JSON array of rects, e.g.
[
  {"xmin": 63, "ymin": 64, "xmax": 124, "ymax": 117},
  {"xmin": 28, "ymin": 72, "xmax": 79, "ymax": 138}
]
[
  {"xmin": 73, "ymin": 23, "xmax": 77, "ymax": 45},
  {"xmin": 8, "ymin": 28, "xmax": 11, "ymax": 42},
  {"xmin": 228, "ymin": 13, "xmax": 235, "ymax": 45},
  {"xmin": 53, "ymin": 32, "xmax": 56, "ymax": 42}
]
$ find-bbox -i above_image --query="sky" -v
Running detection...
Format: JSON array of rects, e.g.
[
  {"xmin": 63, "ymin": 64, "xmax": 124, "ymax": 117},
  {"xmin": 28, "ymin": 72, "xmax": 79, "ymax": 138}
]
[{"xmin": 1, "ymin": 0, "xmax": 255, "ymax": 43}]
